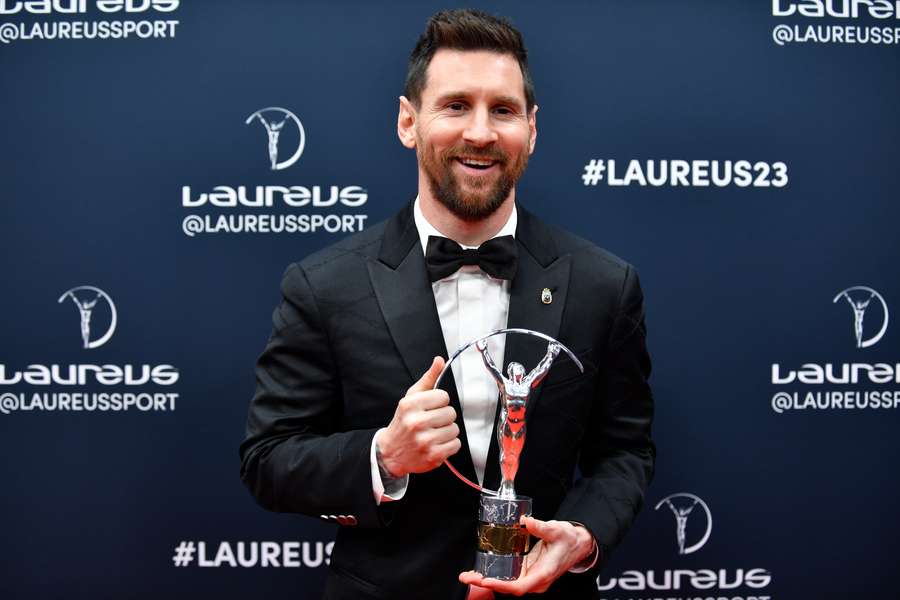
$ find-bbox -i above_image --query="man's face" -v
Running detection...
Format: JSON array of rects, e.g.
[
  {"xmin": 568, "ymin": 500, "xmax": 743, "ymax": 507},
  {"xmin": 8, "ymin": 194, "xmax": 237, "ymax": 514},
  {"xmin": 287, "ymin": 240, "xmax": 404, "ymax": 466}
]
[{"xmin": 409, "ymin": 49, "xmax": 536, "ymax": 221}]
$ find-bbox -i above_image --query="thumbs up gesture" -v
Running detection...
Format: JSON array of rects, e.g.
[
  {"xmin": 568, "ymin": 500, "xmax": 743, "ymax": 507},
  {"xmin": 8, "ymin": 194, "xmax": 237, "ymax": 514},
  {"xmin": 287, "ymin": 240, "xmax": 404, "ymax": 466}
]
[{"xmin": 377, "ymin": 356, "xmax": 462, "ymax": 478}]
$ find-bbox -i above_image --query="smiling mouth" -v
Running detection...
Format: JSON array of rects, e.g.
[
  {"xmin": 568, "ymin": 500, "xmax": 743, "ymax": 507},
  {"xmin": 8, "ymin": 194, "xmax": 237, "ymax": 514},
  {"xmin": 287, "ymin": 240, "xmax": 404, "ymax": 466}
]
[{"xmin": 455, "ymin": 157, "xmax": 499, "ymax": 170}]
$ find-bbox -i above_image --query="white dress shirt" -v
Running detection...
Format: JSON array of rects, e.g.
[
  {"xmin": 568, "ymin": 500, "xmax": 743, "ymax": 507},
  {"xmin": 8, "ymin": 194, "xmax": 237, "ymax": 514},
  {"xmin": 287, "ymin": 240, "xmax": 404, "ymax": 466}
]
[{"xmin": 370, "ymin": 197, "xmax": 515, "ymax": 502}]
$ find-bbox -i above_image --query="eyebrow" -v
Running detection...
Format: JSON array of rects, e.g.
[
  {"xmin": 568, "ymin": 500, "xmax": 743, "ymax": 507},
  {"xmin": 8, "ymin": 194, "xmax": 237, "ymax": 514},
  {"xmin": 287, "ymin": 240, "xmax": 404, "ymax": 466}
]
[{"xmin": 434, "ymin": 91, "xmax": 525, "ymax": 110}]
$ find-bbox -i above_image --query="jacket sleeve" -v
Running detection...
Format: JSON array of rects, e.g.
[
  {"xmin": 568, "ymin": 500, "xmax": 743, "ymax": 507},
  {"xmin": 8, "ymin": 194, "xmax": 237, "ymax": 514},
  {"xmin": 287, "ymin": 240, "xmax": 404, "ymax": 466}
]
[
  {"xmin": 553, "ymin": 264, "xmax": 656, "ymax": 571},
  {"xmin": 239, "ymin": 262, "xmax": 389, "ymax": 528}
]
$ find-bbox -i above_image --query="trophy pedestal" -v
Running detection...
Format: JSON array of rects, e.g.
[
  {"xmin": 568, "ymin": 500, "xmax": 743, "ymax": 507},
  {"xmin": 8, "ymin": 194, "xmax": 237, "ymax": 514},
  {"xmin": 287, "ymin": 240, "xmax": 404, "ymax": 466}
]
[{"xmin": 475, "ymin": 493, "xmax": 532, "ymax": 580}]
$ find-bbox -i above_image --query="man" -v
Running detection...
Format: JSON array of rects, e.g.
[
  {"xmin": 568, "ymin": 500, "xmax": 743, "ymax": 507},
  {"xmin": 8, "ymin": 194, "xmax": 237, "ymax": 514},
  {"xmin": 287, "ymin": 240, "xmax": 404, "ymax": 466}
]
[{"xmin": 240, "ymin": 9, "xmax": 654, "ymax": 600}]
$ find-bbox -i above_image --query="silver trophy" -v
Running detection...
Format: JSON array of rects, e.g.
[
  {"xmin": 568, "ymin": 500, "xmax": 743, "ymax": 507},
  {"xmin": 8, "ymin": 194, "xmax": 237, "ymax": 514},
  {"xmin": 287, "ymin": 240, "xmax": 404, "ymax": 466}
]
[{"xmin": 434, "ymin": 328, "xmax": 583, "ymax": 580}]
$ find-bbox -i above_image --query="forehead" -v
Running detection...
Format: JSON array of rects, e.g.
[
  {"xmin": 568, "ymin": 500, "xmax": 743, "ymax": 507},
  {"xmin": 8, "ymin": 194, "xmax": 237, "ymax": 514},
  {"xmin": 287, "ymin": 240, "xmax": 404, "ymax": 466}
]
[{"xmin": 422, "ymin": 48, "xmax": 526, "ymax": 105}]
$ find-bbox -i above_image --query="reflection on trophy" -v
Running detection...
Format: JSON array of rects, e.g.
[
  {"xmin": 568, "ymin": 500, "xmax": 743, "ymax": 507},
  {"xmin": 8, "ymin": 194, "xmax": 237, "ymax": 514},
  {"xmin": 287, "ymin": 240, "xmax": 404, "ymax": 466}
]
[{"xmin": 436, "ymin": 328, "xmax": 582, "ymax": 580}]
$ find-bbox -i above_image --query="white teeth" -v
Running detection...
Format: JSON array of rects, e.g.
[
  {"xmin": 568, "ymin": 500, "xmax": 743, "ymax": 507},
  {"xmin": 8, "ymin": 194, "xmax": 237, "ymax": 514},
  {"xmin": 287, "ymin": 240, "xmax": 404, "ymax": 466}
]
[{"xmin": 460, "ymin": 158, "xmax": 494, "ymax": 167}]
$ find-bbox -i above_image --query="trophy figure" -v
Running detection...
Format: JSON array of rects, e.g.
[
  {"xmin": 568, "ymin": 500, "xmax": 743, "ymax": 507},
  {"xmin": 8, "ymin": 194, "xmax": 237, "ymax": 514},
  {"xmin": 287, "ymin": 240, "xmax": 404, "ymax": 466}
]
[
  {"xmin": 436, "ymin": 328, "xmax": 580, "ymax": 580},
  {"xmin": 473, "ymin": 338, "xmax": 560, "ymax": 579},
  {"xmin": 477, "ymin": 338, "xmax": 560, "ymax": 500}
]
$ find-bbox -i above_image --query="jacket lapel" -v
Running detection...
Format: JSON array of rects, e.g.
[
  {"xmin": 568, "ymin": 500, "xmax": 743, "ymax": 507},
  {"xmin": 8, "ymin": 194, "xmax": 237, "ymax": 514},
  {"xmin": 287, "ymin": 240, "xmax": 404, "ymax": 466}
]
[
  {"xmin": 482, "ymin": 204, "xmax": 572, "ymax": 492},
  {"xmin": 367, "ymin": 201, "xmax": 478, "ymax": 482}
]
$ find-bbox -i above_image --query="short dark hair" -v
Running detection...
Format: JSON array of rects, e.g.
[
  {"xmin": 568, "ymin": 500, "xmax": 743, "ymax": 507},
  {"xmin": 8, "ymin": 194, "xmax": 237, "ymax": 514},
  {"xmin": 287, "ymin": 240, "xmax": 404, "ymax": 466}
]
[{"xmin": 404, "ymin": 9, "xmax": 536, "ymax": 112}]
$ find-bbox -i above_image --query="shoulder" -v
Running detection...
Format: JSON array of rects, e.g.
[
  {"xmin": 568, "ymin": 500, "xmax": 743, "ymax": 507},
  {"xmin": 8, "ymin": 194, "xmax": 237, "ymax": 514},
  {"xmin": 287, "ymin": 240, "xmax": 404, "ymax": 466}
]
[
  {"xmin": 520, "ymin": 209, "xmax": 645, "ymax": 312},
  {"xmin": 295, "ymin": 219, "xmax": 387, "ymax": 279},
  {"xmin": 524, "ymin": 209, "xmax": 636, "ymax": 285},
  {"xmin": 270, "ymin": 219, "xmax": 388, "ymax": 312},
  {"xmin": 286, "ymin": 200, "xmax": 416, "ymax": 292},
  {"xmin": 552, "ymin": 225, "xmax": 632, "ymax": 277},
  {"xmin": 526, "ymin": 215, "xmax": 647, "ymax": 341}
]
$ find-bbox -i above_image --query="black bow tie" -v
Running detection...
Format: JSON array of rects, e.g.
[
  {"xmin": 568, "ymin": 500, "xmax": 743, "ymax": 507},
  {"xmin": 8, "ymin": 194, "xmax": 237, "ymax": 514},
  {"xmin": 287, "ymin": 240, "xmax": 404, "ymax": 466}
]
[{"xmin": 425, "ymin": 235, "xmax": 518, "ymax": 282}]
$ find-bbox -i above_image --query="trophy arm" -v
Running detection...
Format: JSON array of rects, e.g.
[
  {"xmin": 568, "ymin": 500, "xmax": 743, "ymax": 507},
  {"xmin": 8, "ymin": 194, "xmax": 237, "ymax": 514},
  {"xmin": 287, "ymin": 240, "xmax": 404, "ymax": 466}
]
[
  {"xmin": 477, "ymin": 340, "xmax": 505, "ymax": 387},
  {"xmin": 525, "ymin": 342, "xmax": 561, "ymax": 389}
]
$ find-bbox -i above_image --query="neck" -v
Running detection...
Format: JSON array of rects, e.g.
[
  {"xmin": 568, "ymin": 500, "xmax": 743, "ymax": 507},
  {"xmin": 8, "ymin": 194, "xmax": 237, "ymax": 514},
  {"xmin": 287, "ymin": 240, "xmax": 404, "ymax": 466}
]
[{"xmin": 418, "ymin": 183, "xmax": 515, "ymax": 247}]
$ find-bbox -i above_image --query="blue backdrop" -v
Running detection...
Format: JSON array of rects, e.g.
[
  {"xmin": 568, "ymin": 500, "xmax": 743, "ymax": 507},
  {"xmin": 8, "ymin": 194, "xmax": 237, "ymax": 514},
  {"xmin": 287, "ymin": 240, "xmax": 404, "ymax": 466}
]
[{"xmin": 2, "ymin": 1, "xmax": 898, "ymax": 598}]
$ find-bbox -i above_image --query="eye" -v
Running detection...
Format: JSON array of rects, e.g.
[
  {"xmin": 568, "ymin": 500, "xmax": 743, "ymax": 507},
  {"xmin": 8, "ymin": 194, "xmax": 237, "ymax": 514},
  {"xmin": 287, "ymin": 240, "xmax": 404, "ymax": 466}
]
[
  {"xmin": 447, "ymin": 102, "xmax": 466, "ymax": 111},
  {"xmin": 494, "ymin": 106, "xmax": 516, "ymax": 116}
]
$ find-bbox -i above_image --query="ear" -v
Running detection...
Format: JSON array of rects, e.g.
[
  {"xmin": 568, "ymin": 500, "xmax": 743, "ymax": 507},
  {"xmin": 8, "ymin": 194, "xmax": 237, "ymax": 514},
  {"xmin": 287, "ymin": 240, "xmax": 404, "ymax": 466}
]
[
  {"xmin": 397, "ymin": 96, "xmax": 417, "ymax": 149},
  {"xmin": 528, "ymin": 104, "xmax": 538, "ymax": 155}
]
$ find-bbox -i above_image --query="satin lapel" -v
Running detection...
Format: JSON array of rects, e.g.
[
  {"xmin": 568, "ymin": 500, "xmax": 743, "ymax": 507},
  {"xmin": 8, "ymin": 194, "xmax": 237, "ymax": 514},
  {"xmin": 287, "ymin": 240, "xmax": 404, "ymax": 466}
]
[
  {"xmin": 367, "ymin": 204, "xmax": 478, "ymax": 482},
  {"xmin": 482, "ymin": 208, "xmax": 572, "ymax": 492}
]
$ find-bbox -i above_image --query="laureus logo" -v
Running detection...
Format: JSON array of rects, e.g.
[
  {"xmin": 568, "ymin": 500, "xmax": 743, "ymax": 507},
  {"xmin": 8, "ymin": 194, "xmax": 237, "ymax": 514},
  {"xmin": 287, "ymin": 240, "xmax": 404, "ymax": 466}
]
[
  {"xmin": 245, "ymin": 107, "xmax": 306, "ymax": 171},
  {"xmin": 598, "ymin": 493, "xmax": 772, "ymax": 593},
  {"xmin": 654, "ymin": 493, "xmax": 712, "ymax": 555},
  {"xmin": 57, "ymin": 286, "xmax": 117, "ymax": 349},
  {"xmin": 833, "ymin": 286, "xmax": 889, "ymax": 349}
]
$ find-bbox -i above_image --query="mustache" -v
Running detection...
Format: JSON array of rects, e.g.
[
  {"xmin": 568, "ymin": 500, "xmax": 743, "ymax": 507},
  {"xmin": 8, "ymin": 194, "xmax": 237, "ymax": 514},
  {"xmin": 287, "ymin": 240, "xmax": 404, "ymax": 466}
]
[{"xmin": 442, "ymin": 144, "xmax": 507, "ymax": 163}]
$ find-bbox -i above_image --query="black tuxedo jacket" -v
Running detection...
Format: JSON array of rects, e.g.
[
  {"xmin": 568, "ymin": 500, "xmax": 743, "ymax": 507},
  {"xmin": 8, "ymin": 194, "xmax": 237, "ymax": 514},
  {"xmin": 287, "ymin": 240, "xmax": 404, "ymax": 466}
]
[{"xmin": 240, "ymin": 201, "xmax": 655, "ymax": 600}]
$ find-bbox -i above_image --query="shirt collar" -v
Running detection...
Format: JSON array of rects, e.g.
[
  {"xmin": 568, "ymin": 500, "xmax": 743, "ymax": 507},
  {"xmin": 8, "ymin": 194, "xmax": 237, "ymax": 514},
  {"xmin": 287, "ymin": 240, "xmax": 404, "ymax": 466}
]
[{"xmin": 413, "ymin": 196, "xmax": 517, "ymax": 256}]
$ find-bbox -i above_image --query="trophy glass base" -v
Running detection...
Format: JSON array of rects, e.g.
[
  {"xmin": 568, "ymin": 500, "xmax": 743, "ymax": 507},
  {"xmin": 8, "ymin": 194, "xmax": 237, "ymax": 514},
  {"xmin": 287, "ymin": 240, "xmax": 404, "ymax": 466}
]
[
  {"xmin": 475, "ymin": 550, "xmax": 526, "ymax": 581},
  {"xmin": 475, "ymin": 493, "xmax": 532, "ymax": 580}
]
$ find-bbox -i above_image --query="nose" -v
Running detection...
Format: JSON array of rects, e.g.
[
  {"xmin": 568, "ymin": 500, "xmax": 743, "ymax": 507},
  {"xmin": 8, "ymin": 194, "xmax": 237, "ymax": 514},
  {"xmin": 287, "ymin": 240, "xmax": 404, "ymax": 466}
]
[{"xmin": 462, "ymin": 106, "xmax": 498, "ymax": 146}]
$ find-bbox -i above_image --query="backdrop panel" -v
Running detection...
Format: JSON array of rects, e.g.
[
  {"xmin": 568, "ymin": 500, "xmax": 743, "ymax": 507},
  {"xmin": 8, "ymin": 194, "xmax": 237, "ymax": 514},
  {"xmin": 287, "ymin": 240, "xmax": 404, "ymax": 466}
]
[{"xmin": 1, "ymin": 1, "xmax": 898, "ymax": 598}]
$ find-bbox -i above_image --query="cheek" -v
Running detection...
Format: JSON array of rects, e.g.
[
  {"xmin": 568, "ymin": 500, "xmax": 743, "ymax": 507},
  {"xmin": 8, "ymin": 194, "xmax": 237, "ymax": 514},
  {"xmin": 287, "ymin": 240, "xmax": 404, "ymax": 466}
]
[
  {"xmin": 499, "ymin": 126, "xmax": 531, "ymax": 155},
  {"xmin": 422, "ymin": 120, "xmax": 462, "ymax": 148}
]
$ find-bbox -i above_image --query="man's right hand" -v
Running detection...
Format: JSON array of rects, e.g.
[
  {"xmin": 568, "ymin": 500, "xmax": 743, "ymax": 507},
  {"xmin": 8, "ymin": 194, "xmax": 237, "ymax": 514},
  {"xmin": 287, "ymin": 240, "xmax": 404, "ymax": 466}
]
[{"xmin": 377, "ymin": 356, "xmax": 461, "ymax": 478}]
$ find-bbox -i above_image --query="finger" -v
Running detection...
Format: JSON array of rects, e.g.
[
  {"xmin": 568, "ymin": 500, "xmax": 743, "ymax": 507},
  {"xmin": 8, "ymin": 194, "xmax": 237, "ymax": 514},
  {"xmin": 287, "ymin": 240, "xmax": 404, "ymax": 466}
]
[
  {"xmin": 420, "ymin": 405, "xmax": 457, "ymax": 428},
  {"xmin": 474, "ymin": 568, "xmax": 552, "ymax": 596},
  {"xmin": 406, "ymin": 389, "xmax": 451, "ymax": 412},
  {"xmin": 521, "ymin": 515, "xmax": 559, "ymax": 541},
  {"xmin": 433, "ymin": 437, "xmax": 462, "ymax": 458},
  {"xmin": 458, "ymin": 570, "xmax": 484, "ymax": 585},
  {"xmin": 400, "ymin": 389, "xmax": 449, "ymax": 414},
  {"xmin": 407, "ymin": 356, "xmax": 446, "ymax": 394},
  {"xmin": 429, "ymin": 421, "xmax": 460, "ymax": 444}
]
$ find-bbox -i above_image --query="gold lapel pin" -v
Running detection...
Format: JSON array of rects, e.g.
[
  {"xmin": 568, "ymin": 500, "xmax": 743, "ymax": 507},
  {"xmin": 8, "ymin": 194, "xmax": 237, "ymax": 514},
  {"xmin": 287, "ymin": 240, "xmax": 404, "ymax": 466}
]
[{"xmin": 541, "ymin": 288, "xmax": 552, "ymax": 305}]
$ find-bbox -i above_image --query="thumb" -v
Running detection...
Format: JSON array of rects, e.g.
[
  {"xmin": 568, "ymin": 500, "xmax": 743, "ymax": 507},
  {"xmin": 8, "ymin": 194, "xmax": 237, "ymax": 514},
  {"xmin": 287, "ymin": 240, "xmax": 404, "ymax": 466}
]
[
  {"xmin": 521, "ymin": 516, "xmax": 556, "ymax": 540},
  {"xmin": 407, "ymin": 356, "xmax": 446, "ymax": 394}
]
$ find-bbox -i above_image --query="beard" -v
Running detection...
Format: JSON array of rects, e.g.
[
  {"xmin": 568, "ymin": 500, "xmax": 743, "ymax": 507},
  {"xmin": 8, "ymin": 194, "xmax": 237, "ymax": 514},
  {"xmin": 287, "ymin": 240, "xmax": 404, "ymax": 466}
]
[{"xmin": 417, "ymin": 138, "xmax": 529, "ymax": 222}]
